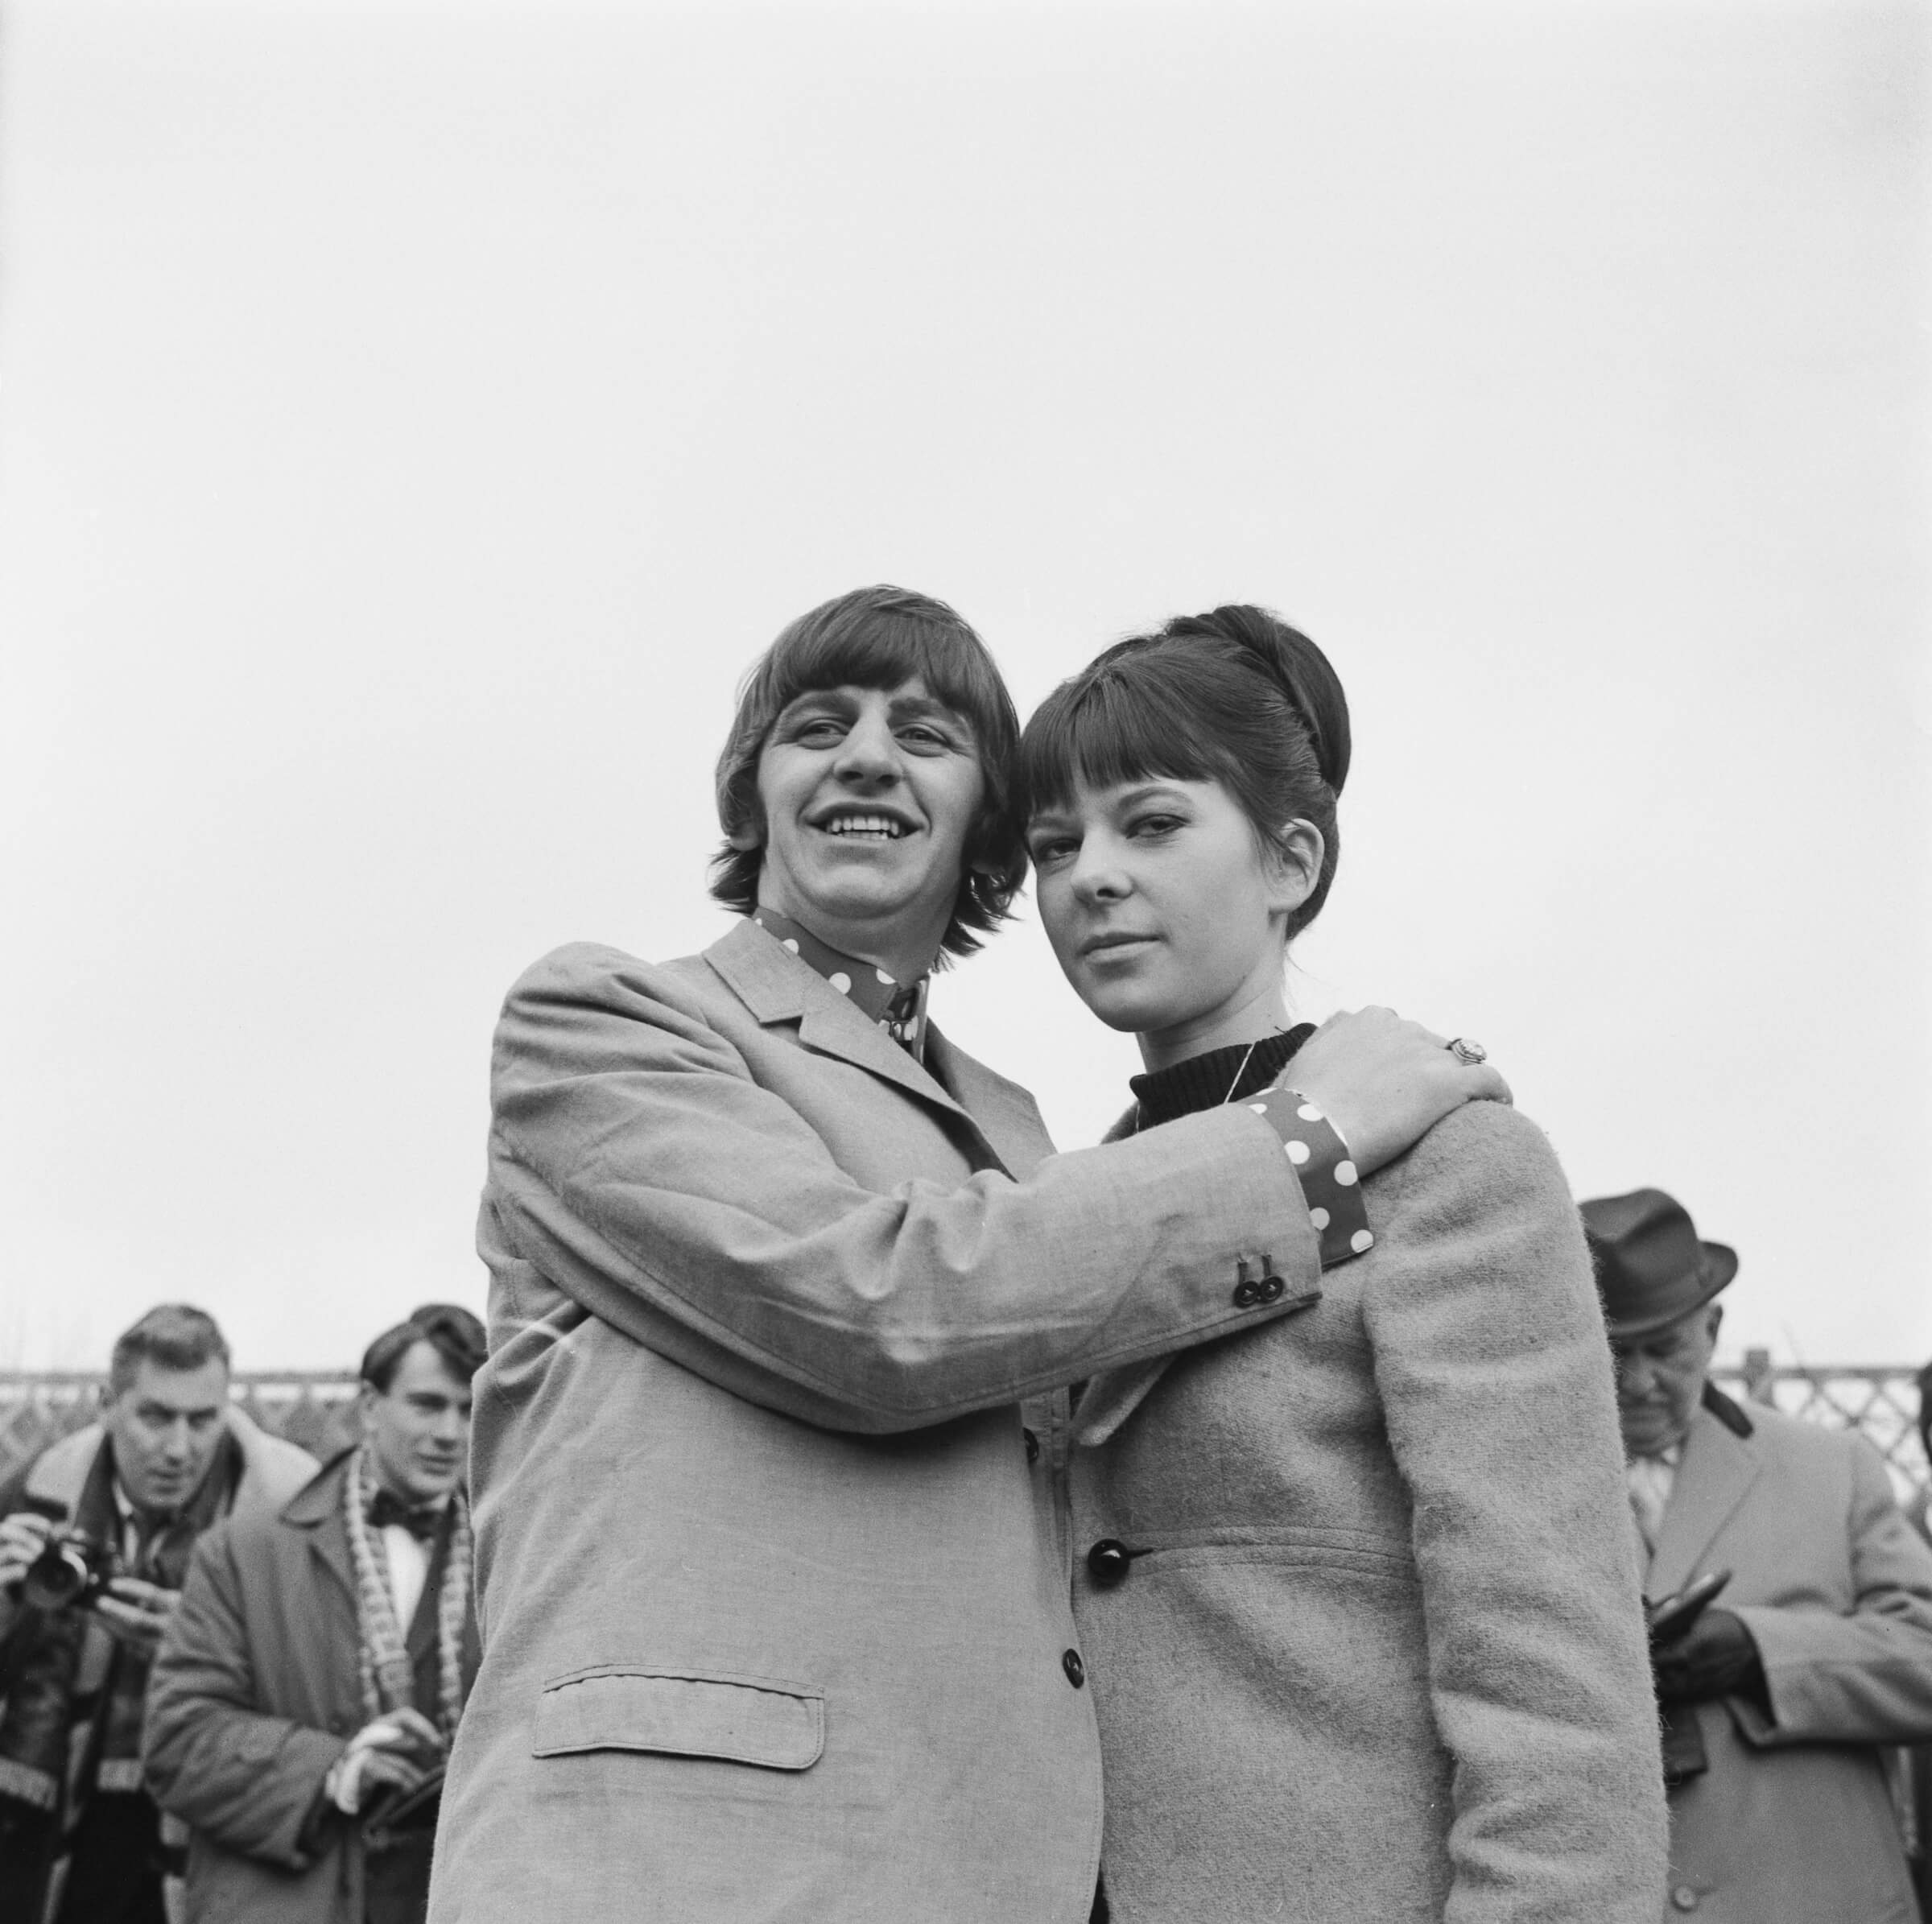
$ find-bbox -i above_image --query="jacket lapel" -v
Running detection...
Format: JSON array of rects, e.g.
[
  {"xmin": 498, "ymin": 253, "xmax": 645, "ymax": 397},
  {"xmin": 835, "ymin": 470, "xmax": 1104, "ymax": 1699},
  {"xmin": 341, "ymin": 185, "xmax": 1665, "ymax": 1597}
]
[
  {"xmin": 1648, "ymin": 1403, "xmax": 1763, "ymax": 1596},
  {"xmin": 706, "ymin": 919, "xmax": 999, "ymax": 1147},
  {"xmin": 282, "ymin": 1455, "xmax": 358, "ymax": 1609},
  {"xmin": 923, "ymin": 1030, "xmax": 1054, "ymax": 1179}
]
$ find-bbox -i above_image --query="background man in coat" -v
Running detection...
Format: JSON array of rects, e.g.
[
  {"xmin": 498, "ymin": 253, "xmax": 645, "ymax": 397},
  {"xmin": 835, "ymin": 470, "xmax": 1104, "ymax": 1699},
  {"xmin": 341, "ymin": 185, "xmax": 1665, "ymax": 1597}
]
[
  {"xmin": 430, "ymin": 585, "xmax": 1509, "ymax": 1923},
  {"xmin": 144, "ymin": 1305, "xmax": 485, "ymax": 1924},
  {"xmin": 1585, "ymin": 1187, "xmax": 1932, "ymax": 1923},
  {"xmin": 0, "ymin": 1304, "xmax": 314, "ymax": 1924}
]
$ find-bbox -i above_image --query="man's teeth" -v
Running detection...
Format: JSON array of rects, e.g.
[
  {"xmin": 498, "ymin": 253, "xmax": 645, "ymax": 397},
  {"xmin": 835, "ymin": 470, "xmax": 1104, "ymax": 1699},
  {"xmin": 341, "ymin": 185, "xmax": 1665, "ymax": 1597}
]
[{"xmin": 823, "ymin": 815, "xmax": 906, "ymax": 837}]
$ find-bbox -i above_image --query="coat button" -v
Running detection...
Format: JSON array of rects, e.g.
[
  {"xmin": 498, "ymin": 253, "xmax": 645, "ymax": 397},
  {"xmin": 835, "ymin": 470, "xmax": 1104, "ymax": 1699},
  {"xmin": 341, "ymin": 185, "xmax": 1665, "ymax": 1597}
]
[
  {"xmin": 1232, "ymin": 1277, "xmax": 1262, "ymax": 1307},
  {"xmin": 1259, "ymin": 1274, "xmax": 1286, "ymax": 1303},
  {"xmin": 1670, "ymin": 1888, "xmax": 1699, "ymax": 1913},
  {"xmin": 1062, "ymin": 1649, "xmax": 1086, "ymax": 1688},
  {"xmin": 1087, "ymin": 1540, "xmax": 1132, "ymax": 1587},
  {"xmin": 1022, "ymin": 1427, "xmax": 1040, "ymax": 1464}
]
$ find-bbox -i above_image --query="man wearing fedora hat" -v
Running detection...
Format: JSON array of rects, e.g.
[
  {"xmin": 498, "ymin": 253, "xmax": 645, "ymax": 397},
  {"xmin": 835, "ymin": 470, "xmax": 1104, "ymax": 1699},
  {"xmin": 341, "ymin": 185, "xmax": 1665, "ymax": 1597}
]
[{"xmin": 1583, "ymin": 1186, "xmax": 1932, "ymax": 1923}]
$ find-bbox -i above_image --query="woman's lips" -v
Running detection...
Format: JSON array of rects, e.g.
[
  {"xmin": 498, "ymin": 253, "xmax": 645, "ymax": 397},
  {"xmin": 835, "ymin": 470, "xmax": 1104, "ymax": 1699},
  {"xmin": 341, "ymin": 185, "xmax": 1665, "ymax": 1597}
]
[{"xmin": 1080, "ymin": 933, "xmax": 1156, "ymax": 963}]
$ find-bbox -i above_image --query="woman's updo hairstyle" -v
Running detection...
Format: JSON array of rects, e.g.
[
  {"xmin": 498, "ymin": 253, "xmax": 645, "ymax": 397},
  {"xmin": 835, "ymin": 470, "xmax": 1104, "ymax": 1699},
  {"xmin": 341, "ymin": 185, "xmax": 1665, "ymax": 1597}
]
[{"xmin": 1021, "ymin": 605, "xmax": 1350, "ymax": 940}]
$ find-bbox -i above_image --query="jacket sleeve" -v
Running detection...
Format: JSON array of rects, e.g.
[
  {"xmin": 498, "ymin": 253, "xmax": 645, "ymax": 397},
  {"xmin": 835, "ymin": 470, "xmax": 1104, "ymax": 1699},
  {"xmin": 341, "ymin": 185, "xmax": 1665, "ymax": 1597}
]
[
  {"xmin": 1360, "ymin": 1101, "xmax": 1669, "ymax": 1924},
  {"xmin": 142, "ymin": 1521, "xmax": 346, "ymax": 1869},
  {"xmin": 1730, "ymin": 1433, "xmax": 1932, "ymax": 1746},
  {"xmin": 482, "ymin": 943, "xmax": 1323, "ymax": 1432}
]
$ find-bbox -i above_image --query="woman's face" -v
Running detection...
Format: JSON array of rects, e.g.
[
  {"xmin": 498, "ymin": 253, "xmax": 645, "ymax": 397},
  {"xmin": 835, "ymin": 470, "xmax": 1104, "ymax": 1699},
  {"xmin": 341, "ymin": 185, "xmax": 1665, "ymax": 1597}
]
[{"xmin": 1027, "ymin": 774, "xmax": 1319, "ymax": 1051}]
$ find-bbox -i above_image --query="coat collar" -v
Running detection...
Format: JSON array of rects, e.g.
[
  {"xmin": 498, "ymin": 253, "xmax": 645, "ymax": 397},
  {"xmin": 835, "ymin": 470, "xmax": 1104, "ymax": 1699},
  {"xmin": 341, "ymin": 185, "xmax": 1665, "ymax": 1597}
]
[
  {"xmin": 704, "ymin": 918, "xmax": 1041, "ymax": 1176},
  {"xmin": 1646, "ymin": 1396, "xmax": 1764, "ymax": 1595},
  {"xmin": 280, "ymin": 1447, "xmax": 357, "ymax": 1604}
]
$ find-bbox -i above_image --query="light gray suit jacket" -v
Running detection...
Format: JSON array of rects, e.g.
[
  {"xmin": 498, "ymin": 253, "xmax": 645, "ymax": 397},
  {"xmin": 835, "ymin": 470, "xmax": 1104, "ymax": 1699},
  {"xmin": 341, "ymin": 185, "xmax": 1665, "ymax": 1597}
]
[
  {"xmin": 1646, "ymin": 1397, "xmax": 1932, "ymax": 1923},
  {"xmin": 1068, "ymin": 1100, "xmax": 1668, "ymax": 1923},
  {"xmin": 429, "ymin": 921, "xmax": 1328, "ymax": 1923}
]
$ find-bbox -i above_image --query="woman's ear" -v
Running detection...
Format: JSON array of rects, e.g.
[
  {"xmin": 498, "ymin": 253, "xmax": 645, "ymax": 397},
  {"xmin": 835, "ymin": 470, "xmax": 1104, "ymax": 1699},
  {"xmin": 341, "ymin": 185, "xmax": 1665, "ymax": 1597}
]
[{"xmin": 1265, "ymin": 820, "xmax": 1324, "ymax": 919}]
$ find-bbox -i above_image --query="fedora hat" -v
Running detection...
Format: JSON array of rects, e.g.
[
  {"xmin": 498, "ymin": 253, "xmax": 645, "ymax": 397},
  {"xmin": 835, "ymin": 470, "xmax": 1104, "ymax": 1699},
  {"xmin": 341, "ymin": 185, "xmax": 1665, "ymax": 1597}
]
[{"xmin": 1579, "ymin": 1187, "xmax": 1737, "ymax": 1340}]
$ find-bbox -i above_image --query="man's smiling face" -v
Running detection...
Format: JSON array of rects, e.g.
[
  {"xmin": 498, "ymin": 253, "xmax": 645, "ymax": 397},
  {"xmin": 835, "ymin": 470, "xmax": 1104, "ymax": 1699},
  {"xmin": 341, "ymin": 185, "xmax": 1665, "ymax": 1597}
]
[{"xmin": 753, "ymin": 678, "xmax": 984, "ymax": 956}]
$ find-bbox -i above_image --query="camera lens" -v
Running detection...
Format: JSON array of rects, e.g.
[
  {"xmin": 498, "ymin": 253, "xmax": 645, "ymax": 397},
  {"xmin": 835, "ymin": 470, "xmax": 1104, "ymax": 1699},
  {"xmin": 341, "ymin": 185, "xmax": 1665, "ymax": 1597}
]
[{"xmin": 22, "ymin": 1540, "xmax": 93, "ymax": 1612}]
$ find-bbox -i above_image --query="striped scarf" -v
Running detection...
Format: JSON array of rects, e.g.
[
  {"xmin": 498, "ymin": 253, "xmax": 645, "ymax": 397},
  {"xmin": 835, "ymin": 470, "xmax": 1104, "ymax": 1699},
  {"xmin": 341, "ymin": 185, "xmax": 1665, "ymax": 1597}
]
[{"xmin": 340, "ymin": 1445, "xmax": 472, "ymax": 1739}]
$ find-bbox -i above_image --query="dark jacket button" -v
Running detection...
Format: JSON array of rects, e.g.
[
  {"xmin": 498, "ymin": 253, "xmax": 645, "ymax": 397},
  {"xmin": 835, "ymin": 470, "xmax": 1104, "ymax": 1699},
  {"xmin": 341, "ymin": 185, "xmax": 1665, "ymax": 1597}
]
[
  {"xmin": 1022, "ymin": 1426, "xmax": 1040, "ymax": 1464},
  {"xmin": 1260, "ymin": 1274, "xmax": 1286, "ymax": 1303},
  {"xmin": 1087, "ymin": 1540, "xmax": 1132, "ymax": 1587},
  {"xmin": 1062, "ymin": 1649, "xmax": 1086, "ymax": 1688},
  {"xmin": 1232, "ymin": 1278, "xmax": 1261, "ymax": 1307}
]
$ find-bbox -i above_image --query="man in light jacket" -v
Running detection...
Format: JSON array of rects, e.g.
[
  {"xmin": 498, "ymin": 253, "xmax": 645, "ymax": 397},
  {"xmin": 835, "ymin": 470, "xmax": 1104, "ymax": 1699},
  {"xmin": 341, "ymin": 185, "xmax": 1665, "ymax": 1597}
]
[
  {"xmin": 1587, "ymin": 1187, "xmax": 1932, "ymax": 1923},
  {"xmin": 145, "ymin": 1306, "xmax": 485, "ymax": 1924},
  {"xmin": 430, "ymin": 584, "xmax": 1509, "ymax": 1922},
  {"xmin": 0, "ymin": 1306, "xmax": 315, "ymax": 1924}
]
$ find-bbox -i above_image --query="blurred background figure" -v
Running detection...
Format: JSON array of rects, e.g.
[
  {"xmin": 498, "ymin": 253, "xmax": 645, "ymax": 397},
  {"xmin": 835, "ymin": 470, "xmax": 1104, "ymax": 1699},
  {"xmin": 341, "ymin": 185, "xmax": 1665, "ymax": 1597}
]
[
  {"xmin": 0, "ymin": 1307, "xmax": 316, "ymax": 1924},
  {"xmin": 143, "ymin": 1304, "xmax": 485, "ymax": 1924},
  {"xmin": 1587, "ymin": 1189, "xmax": 1932, "ymax": 1923}
]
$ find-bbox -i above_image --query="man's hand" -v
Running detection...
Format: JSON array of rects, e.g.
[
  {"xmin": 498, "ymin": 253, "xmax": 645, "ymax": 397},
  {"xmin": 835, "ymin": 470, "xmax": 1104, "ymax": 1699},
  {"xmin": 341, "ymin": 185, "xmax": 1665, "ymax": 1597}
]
[
  {"xmin": 0, "ymin": 1513, "xmax": 54, "ymax": 1595},
  {"xmin": 1652, "ymin": 1607, "xmax": 1763, "ymax": 1705},
  {"xmin": 326, "ymin": 1707, "xmax": 446, "ymax": 1815},
  {"xmin": 1283, "ymin": 1007, "xmax": 1511, "ymax": 1177},
  {"xmin": 93, "ymin": 1577, "xmax": 182, "ymax": 1658}
]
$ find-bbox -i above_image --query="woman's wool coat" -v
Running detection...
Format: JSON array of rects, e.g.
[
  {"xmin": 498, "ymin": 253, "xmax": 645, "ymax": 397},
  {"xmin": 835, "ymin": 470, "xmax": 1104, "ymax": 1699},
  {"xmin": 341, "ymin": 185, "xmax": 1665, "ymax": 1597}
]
[{"xmin": 1068, "ymin": 1099, "xmax": 1670, "ymax": 1923}]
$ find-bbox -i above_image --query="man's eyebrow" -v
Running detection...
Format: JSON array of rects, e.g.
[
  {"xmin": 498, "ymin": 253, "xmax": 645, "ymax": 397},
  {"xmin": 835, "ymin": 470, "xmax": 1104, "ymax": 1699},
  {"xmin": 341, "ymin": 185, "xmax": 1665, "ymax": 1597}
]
[
  {"xmin": 774, "ymin": 689, "xmax": 858, "ymax": 723},
  {"xmin": 886, "ymin": 692, "xmax": 972, "ymax": 731}
]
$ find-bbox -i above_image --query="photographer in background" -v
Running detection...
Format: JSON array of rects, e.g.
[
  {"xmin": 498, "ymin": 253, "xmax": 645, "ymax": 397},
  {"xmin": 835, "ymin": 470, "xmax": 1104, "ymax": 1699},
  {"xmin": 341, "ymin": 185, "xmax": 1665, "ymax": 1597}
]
[
  {"xmin": 0, "ymin": 1306, "xmax": 316, "ymax": 1924},
  {"xmin": 144, "ymin": 1305, "xmax": 483, "ymax": 1924}
]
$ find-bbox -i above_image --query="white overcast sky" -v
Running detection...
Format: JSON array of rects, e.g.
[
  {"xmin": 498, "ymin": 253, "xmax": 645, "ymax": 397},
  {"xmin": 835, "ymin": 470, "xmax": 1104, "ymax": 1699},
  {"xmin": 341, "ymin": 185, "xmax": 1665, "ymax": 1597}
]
[{"xmin": 1, "ymin": 0, "xmax": 1926, "ymax": 1374}]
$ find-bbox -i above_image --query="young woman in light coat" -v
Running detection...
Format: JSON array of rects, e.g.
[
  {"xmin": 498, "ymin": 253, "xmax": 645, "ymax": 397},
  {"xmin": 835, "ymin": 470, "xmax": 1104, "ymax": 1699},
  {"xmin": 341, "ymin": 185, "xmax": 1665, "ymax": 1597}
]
[{"xmin": 1022, "ymin": 607, "xmax": 1669, "ymax": 1923}]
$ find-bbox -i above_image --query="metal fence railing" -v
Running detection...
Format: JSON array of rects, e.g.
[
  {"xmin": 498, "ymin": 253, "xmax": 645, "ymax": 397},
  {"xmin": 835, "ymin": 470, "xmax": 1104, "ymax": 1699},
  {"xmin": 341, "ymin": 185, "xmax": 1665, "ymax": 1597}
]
[
  {"xmin": 1714, "ymin": 1352, "xmax": 1927, "ymax": 1513},
  {"xmin": 2, "ymin": 1358, "xmax": 1929, "ymax": 1511},
  {"xmin": 0, "ymin": 1372, "xmax": 361, "ymax": 1490}
]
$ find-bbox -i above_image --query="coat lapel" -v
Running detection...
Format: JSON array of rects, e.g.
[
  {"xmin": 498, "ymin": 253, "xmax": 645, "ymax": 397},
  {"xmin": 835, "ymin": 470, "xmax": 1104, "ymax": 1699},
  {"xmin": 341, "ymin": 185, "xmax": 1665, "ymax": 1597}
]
[
  {"xmin": 282, "ymin": 1455, "xmax": 358, "ymax": 1609},
  {"xmin": 923, "ymin": 1029, "xmax": 1053, "ymax": 1179},
  {"xmin": 706, "ymin": 919, "xmax": 1022, "ymax": 1166},
  {"xmin": 1648, "ymin": 1403, "xmax": 1763, "ymax": 1596}
]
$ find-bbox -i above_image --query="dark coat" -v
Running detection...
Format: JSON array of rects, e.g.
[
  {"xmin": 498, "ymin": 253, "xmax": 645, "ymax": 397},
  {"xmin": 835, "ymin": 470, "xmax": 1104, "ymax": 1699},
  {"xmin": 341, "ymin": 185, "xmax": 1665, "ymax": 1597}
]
[
  {"xmin": 142, "ymin": 1453, "xmax": 480, "ymax": 1924},
  {"xmin": 0, "ymin": 1414, "xmax": 315, "ymax": 1924}
]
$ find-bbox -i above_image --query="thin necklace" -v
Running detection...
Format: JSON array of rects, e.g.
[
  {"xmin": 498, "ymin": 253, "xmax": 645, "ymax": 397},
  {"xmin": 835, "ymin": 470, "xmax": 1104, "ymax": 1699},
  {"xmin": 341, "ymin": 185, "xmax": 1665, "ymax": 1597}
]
[{"xmin": 1132, "ymin": 1036, "xmax": 1261, "ymax": 1137}]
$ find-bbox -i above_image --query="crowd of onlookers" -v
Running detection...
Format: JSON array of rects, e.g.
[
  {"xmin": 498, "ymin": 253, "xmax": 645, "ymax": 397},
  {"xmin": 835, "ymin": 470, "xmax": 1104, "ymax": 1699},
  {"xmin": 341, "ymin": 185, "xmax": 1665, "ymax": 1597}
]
[
  {"xmin": 0, "ymin": 1303, "xmax": 482, "ymax": 1924},
  {"xmin": 0, "ymin": 1238, "xmax": 1929, "ymax": 1924}
]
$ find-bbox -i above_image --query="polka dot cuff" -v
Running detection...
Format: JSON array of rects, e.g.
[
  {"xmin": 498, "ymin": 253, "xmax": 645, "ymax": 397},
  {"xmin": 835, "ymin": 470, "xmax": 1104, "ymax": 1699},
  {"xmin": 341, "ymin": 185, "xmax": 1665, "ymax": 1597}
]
[{"xmin": 1243, "ymin": 1089, "xmax": 1374, "ymax": 1267}]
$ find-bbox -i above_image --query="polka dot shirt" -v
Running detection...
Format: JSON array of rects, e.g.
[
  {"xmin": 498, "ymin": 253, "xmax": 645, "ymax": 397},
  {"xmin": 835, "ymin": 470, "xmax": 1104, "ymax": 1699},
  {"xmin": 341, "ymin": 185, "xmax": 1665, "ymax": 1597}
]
[{"xmin": 751, "ymin": 910, "xmax": 932, "ymax": 1063}]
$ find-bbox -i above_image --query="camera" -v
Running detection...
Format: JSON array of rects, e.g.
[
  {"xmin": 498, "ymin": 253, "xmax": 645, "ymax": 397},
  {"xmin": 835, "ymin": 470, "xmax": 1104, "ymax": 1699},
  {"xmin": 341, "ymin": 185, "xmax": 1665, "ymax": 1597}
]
[{"xmin": 19, "ymin": 1526, "xmax": 118, "ymax": 1612}]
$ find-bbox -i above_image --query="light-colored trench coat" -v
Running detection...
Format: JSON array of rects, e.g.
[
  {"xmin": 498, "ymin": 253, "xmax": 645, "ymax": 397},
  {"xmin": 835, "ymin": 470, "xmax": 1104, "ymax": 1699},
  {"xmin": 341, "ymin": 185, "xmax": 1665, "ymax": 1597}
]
[
  {"xmin": 1068, "ymin": 1099, "xmax": 1670, "ymax": 1923},
  {"xmin": 429, "ymin": 921, "xmax": 1331, "ymax": 1923},
  {"xmin": 1644, "ymin": 1395, "xmax": 1932, "ymax": 1922}
]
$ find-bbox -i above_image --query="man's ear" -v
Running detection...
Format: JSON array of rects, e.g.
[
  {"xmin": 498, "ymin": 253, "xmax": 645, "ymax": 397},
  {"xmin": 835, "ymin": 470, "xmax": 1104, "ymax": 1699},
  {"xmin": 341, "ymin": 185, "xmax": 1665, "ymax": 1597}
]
[
  {"xmin": 1705, "ymin": 1303, "xmax": 1725, "ymax": 1344},
  {"xmin": 356, "ymin": 1383, "xmax": 380, "ymax": 1432}
]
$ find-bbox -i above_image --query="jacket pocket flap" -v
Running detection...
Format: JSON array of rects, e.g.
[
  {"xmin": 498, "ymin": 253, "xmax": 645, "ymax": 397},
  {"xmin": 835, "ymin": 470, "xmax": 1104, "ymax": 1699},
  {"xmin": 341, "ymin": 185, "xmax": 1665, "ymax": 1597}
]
[{"xmin": 532, "ymin": 1667, "xmax": 825, "ymax": 1771}]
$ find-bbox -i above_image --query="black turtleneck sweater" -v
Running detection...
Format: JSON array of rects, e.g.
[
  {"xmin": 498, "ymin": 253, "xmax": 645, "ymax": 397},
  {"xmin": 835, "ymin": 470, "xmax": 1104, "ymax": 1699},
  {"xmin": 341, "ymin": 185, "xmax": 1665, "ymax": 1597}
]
[
  {"xmin": 1122, "ymin": 1023, "xmax": 1373, "ymax": 1268},
  {"xmin": 1127, "ymin": 1026, "xmax": 1316, "ymax": 1133}
]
